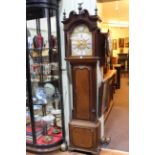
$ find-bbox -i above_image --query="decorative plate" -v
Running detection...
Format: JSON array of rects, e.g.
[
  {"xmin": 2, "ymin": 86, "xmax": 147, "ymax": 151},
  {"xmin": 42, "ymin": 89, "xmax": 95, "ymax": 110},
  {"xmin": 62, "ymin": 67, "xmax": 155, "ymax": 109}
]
[
  {"xmin": 42, "ymin": 115, "xmax": 55, "ymax": 124},
  {"xmin": 44, "ymin": 83, "xmax": 55, "ymax": 97},
  {"xmin": 51, "ymin": 109, "xmax": 61, "ymax": 115},
  {"xmin": 35, "ymin": 87, "xmax": 46, "ymax": 100}
]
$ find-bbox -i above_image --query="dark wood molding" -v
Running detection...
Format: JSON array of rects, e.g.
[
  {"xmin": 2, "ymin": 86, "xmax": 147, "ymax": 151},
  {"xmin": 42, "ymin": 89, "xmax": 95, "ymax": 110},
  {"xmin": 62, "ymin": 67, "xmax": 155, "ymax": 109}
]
[
  {"xmin": 62, "ymin": 9, "xmax": 101, "ymax": 31},
  {"xmin": 65, "ymin": 56, "xmax": 100, "ymax": 64}
]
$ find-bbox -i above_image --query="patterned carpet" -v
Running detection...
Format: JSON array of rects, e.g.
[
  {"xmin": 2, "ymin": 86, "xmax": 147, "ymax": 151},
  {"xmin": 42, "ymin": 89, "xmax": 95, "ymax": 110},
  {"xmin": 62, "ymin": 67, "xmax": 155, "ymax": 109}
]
[{"xmin": 103, "ymin": 76, "xmax": 129, "ymax": 151}]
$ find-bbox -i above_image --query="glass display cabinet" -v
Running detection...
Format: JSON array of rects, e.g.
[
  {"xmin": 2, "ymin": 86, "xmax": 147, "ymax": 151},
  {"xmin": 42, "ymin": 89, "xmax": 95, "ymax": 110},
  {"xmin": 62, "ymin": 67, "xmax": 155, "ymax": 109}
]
[{"xmin": 26, "ymin": 0, "xmax": 66, "ymax": 153}]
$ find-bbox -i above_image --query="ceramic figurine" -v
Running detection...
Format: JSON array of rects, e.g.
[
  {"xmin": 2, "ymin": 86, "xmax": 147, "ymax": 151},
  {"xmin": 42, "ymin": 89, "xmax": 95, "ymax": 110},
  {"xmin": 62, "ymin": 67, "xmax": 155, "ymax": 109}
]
[{"xmin": 33, "ymin": 33, "xmax": 44, "ymax": 49}]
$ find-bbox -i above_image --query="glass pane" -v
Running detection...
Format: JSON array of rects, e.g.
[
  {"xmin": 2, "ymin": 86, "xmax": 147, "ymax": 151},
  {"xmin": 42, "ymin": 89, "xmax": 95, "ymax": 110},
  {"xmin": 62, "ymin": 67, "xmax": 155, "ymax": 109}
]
[
  {"xmin": 50, "ymin": 16, "xmax": 57, "ymax": 47},
  {"xmin": 40, "ymin": 17, "xmax": 48, "ymax": 48},
  {"xmin": 50, "ymin": 11, "xmax": 58, "ymax": 62},
  {"xmin": 49, "ymin": 10, "xmax": 63, "ymax": 143},
  {"xmin": 26, "ymin": 8, "xmax": 63, "ymax": 146},
  {"xmin": 27, "ymin": 19, "xmax": 37, "ymax": 49},
  {"xmin": 26, "ymin": 107, "xmax": 33, "ymax": 144}
]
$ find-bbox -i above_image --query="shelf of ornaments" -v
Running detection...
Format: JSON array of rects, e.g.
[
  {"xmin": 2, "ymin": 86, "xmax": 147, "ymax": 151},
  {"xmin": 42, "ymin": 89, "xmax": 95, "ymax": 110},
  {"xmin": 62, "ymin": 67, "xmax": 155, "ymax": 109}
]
[
  {"xmin": 30, "ymin": 70, "xmax": 59, "ymax": 76},
  {"xmin": 26, "ymin": 113, "xmax": 62, "ymax": 127},
  {"xmin": 32, "ymin": 98, "xmax": 61, "ymax": 110},
  {"xmin": 31, "ymin": 77, "xmax": 59, "ymax": 83},
  {"xmin": 32, "ymin": 58, "xmax": 59, "ymax": 65},
  {"xmin": 29, "ymin": 48, "xmax": 58, "ymax": 60},
  {"xmin": 26, "ymin": 123, "xmax": 62, "ymax": 144},
  {"xmin": 26, "ymin": 101, "xmax": 62, "ymax": 116},
  {"xmin": 26, "ymin": 108, "xmax": 62, "ymax": 144},
  {"xmin": 30, "ymin": 62, "xmax": 59, "ymax": 76},
  {"xmin": 26, "ymin": 127, "xmax": 62, "ymax": 144},
  {"xmin": 28, "ymin": 47, "xmax": 57, "ymax": 52},
  {"xmin": 30, "ymin": 62, "xmax": 59, "ymax": 69}
]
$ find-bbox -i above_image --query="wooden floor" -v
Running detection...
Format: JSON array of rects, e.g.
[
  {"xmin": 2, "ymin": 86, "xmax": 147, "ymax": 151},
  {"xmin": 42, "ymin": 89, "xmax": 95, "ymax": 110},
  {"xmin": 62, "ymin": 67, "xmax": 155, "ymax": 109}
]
[{"xmin": 27, "ymin": 149, "xmax": 128, "ymax": 155}]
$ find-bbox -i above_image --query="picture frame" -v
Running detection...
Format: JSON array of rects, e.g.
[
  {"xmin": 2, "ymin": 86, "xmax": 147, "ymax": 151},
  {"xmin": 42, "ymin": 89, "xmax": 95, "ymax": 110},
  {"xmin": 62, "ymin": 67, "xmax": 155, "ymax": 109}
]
[
  {"xmin": 112, "ymin": 39, "xmax": 117, "ymax": 50},
  {"xmin": 119, "ymin": 38, "xmax": 124, "ymax": 48},
  {"xmin": 124, "ymin": 37, "xmax": 129, "ymax": 47}
]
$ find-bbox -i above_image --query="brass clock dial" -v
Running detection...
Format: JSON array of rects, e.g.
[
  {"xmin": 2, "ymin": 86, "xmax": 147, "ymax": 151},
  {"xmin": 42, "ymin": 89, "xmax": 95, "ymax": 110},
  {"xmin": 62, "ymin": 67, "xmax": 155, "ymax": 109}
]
[{"xmin": 70, "ymin": 24, "xmax": 92, "ymax": 56}]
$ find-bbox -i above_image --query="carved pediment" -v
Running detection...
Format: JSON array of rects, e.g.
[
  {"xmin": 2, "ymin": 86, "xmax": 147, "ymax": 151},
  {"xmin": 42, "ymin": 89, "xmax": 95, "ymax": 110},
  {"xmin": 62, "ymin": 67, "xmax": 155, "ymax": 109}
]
[{"xmin": 62, "ymin": 3, "xmax": 101, "ymax": 31}]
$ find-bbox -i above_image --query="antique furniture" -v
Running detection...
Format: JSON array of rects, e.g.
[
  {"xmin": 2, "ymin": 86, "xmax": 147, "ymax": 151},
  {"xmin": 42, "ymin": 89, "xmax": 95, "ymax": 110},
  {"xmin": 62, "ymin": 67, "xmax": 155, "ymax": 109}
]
[
  {"xmin": 118, "ymin": 38, "xmax": 124, "ymax": 48},
  {"xmin": 101, "ymin": 31, "xmax": 112, "ymax": 74},
  {"xmin": 62, "ymin": 4, "xmax": 105, "ymax": 154},
  {"xmin": 102, "ymin": 70, "xmax": 116, "ymax": 122},
  {"xmin": 111, "ymin": 56, "xmax": 118, "ymax": 65},
  {"xmin": 118, "ymin": 53, "xmax": 129, "ymax": 75},
  {"xmin": 26, "ymin": 0, "xmax": 66, "ymax": 153},
  {"xmin": 113, "ymin": 64, "xmax": 121, "ymax": 89}
]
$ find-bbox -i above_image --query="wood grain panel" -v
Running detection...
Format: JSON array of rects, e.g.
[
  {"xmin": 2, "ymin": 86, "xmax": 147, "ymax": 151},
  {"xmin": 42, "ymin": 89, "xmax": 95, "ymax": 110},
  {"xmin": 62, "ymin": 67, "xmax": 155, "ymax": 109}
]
[
  {"xmin": 73, "ymin": 67, "xmax": 92, "ymax": 120},
  {"xmin": 69, "ymin": 120, "xmax": 101, "ymax": 151},
  {"xmin": 72, "ymin": 127, "xmax": 93, "ymax": 148}
]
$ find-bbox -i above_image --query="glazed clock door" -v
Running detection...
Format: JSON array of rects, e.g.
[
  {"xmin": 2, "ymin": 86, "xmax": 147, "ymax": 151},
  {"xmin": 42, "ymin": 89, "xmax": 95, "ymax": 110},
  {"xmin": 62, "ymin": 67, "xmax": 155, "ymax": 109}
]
[{"xmin": 70, "ymin": 24, "xmax": 93, "ymax": 56}]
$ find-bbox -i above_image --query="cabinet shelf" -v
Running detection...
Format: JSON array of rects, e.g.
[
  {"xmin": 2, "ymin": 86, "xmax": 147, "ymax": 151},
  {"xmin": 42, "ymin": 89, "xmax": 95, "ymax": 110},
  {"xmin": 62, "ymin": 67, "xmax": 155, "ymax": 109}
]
[
  {"xmin": 28, "ymin": 47, "xmax": 57, "ymax": 51},
  {"xmin": 31, "ymin": 78, "xmax": 59, "ymax": 83},
  {"xmin": 29, "ymin": 48, "xmax": 49, "ymax": 51},
  {"xmin": 33, "ymin": 103, "xmax": 47, "ymax": 106}
]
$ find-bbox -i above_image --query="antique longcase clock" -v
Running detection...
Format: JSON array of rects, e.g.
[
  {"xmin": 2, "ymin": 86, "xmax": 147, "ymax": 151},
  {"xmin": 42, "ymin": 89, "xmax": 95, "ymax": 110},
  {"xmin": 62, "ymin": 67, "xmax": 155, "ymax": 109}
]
[{"xmin": 62, "ymin": 4, "xmax": 102, "ymax": 154}]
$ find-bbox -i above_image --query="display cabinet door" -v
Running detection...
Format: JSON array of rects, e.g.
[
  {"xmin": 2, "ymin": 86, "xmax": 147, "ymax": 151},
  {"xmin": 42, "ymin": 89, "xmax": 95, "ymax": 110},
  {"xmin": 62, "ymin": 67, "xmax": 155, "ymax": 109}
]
[
  {"xmin": 72, "ymin": 65, "xmax": 96, "ymax": 121},
  {"xmin": 26, "ymin": 8, "xmax": 63, "ymax": 147}
]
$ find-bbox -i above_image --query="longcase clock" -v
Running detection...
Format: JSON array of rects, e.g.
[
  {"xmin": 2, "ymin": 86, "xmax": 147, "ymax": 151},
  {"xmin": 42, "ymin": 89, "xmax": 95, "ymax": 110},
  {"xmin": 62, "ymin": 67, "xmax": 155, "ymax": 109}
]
[{"xmin": 62, "ymin": 4, "xmax": 103, "ymax": 154}]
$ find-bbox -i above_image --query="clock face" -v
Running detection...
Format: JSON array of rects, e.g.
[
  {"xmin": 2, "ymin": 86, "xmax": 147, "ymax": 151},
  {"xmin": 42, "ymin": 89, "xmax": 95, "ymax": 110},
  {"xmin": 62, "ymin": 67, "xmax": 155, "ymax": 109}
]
[{"xmin": 70, "ymin": 24, "xmax": 92, "ymax": 56}]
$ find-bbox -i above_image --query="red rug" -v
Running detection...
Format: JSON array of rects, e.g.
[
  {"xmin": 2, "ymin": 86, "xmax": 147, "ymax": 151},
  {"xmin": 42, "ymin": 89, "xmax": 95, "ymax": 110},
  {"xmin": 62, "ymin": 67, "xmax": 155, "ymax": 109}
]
[{"xmin": 26, "ymin": 125, "xmax": 62, "ymax": 145}]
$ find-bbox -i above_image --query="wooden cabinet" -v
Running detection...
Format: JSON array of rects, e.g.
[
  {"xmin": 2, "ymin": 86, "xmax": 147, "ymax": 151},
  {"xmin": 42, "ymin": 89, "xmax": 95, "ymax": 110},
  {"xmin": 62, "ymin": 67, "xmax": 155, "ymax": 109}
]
[
  {"xmin": 103, "ymin": 70, "xmax": 116, "ymax": 122},
  {"xmin": 118, "ymin": 53, "xmax": 129, "ymax": 73},
  {"xmin": 113, "ymin": 64, "xmax": 121, "ymax": 89}
]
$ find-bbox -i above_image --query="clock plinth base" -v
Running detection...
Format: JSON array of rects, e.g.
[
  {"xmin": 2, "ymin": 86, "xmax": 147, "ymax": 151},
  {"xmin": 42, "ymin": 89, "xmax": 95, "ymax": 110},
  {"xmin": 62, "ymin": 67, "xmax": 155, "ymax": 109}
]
[
  {"xmin": 68, "ymin": 146, "xmax": 100, "ymax": 155},
  {"xmin": 69, "ymin": 120, "xmax": 101, "ymax": 154}
]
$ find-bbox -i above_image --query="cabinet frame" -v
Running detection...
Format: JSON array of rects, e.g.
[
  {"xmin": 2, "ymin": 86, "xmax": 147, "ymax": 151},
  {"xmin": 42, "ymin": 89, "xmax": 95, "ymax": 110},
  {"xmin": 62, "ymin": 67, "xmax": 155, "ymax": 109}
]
[{"xmin": 26, "ymin": 0, "xmax": 66, "ymax": 153}]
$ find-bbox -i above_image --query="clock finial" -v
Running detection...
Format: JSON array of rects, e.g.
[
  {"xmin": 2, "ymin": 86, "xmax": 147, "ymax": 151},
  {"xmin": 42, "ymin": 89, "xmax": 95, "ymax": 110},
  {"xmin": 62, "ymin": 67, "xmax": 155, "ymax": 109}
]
[
  {"xmin": 63, "ymin": 10, "xmax": 66, "ymax": 20},
  {"xmin": 78, "ymin": 2, "xmax": 83, "ymax": 14},
  {"xmin": 95, "ymin": 7, "xmax": 98, "ymax": 16}
]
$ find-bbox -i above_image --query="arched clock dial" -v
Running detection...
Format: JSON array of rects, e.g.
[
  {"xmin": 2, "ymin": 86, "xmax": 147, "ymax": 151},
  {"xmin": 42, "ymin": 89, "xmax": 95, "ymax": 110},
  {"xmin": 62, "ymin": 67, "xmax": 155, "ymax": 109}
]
[{"xmin": 70, "ymin": 24, "xmax": 92, "ymax": 56}]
